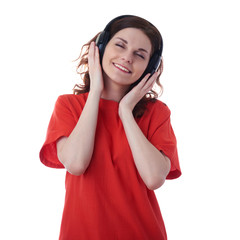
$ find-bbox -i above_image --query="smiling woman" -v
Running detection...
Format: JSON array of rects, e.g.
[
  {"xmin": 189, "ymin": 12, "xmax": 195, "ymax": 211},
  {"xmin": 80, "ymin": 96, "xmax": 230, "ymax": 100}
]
[
  {"xmin": 74, "ymin": 15, "xmax": 164, "ymax": 117},
  {"xmin": 39, "ymin": 15, "xmax": 181, "ymax": 240}
]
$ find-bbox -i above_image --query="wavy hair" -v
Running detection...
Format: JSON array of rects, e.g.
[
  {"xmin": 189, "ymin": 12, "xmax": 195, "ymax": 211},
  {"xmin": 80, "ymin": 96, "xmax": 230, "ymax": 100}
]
[{"xmin": 73, "ymin": 16, "xmax": 163, "ymax": 118}]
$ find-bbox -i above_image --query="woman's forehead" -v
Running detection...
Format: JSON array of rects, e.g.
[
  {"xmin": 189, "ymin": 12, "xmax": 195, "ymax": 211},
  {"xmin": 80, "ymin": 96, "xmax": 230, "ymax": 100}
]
[{"xmin": 112, "ymin": 28, "xmax": 152, "ymax": 52}]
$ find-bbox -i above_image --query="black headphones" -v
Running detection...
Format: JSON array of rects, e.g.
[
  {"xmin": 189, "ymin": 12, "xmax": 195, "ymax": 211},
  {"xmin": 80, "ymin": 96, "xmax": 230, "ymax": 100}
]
[{"xmin": 96, "ymin": 15, "xmax": 163, "ymax": 82}]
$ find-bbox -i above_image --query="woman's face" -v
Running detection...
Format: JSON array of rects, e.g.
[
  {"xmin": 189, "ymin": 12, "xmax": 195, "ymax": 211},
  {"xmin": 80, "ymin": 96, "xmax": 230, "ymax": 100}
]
[{"xmin": 102, "ymin": 28, "xmax": 152, "ymax": 87}]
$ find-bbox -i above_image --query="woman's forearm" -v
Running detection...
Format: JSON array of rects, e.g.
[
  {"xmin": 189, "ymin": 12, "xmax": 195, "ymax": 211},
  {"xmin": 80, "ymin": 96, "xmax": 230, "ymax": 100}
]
[
  {"xmin": 119, "ymin": 108, "xmax": 171, "ymax": 190},
  {"xmin": 57, "ymin": 42, "xmax": 104, "ymax": 175},
  {"xmin": 57, "ymin": 91, "xmax": 101, "ymax": 175}
]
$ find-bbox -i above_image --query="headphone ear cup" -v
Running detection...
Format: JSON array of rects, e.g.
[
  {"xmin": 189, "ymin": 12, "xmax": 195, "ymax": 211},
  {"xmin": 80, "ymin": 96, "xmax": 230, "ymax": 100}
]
[
  {"xmin": 96, "ymin": 31, "xmax": 110, "ymax": 63},
  {"xmin": 146, "ymin": 52, "xmax": 161, "ymax": 75},
  {"xmin": 134, "ymin": 51, "xmax": 161, "ymax": 85}
]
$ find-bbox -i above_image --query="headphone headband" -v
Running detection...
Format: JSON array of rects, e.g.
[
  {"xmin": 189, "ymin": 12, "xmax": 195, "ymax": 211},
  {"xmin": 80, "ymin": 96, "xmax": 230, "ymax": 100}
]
[{"xmin": 103, "ymin": 15, "xmax": 135, "ymax": 31}]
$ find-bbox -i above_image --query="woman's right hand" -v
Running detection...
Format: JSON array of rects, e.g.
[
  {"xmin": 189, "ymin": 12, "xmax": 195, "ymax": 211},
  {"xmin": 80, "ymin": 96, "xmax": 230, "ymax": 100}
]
[{"xmin": 88, "ymin": 42, "xmax": 104, "ymax": 96}]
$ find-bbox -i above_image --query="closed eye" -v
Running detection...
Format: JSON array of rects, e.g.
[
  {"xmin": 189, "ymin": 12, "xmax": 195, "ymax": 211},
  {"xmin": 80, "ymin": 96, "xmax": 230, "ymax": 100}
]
[
  {"xmin": 135, "ymin": 53, "xmax": 145, "ymax": 59},
  {"xmin": 115, "ymin": 43, "xmax": 124, "ymax": 48},
  {"xmin": 115, "ymin": 41, "xmax": 145, "ymax": 59}
]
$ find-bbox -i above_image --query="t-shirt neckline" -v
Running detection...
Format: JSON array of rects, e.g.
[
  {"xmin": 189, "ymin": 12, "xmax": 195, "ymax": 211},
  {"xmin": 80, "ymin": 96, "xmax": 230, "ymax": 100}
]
[{"xmin": 99, "ymin": 97, "xmax": 119, "ymax": 109}]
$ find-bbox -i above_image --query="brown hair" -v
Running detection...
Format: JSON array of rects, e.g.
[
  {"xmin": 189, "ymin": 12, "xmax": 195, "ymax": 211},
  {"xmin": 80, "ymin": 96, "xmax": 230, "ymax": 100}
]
[{"xmin": 73, "ymin": 16, "xmax": 163, "ymax": 118}]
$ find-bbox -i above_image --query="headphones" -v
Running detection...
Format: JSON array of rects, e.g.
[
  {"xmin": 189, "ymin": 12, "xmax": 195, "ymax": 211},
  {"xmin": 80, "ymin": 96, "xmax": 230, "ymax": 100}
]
[{"xmin": 96, "ymin": 15, "xmax": 163, "ymax": 82}]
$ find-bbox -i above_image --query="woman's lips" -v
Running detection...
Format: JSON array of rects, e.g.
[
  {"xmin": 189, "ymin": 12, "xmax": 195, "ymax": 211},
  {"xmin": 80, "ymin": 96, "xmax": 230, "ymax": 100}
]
[{"xmin": 113, "ymin": 63, "xmax": 131, "ymax": 73}]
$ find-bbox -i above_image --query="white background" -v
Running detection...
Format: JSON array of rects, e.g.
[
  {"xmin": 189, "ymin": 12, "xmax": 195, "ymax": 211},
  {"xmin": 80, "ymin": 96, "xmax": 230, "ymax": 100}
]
[{"xmin": 1, "ymin": 0, "xmax": 239, "ymax": 239}]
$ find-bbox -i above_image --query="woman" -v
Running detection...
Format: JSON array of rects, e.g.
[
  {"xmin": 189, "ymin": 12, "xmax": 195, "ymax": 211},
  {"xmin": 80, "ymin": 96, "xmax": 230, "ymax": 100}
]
[{"xmin": 40, "ymin": 15, "xmax": 181, "ymax": 240}]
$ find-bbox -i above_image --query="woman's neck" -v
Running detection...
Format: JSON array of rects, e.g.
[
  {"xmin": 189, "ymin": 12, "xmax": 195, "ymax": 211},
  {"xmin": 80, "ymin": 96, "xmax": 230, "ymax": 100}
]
[{"xmin": 101, "ymin": 76, "xmax": 130, "ymax": 102}]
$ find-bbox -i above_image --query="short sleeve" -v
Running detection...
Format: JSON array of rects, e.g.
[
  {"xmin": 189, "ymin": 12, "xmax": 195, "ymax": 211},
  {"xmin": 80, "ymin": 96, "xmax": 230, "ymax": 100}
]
[
  {"xmin": 39, "ymin": 95, "xmax": 79, "ymax": 168},
  {"xmin": 149, "ymin": 104, "xmax": 181, "ymax": 180}
]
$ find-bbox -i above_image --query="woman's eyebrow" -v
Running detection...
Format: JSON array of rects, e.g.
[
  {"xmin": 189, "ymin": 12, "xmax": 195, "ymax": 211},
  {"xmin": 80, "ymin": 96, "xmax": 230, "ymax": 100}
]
[
  {"xmin": 115, "ymin": 37, "xmax": 149, "ymax": 54},
  {"xmin": 116, "ymin": 37, "xmax": 128, "ymax": 44}
]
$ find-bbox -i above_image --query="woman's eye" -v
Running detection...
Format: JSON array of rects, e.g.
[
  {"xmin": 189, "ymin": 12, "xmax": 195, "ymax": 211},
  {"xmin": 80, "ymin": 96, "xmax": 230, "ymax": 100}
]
[
  {"xmin": 136, "ymin": 53, "xmax": 145, "ymax": 59},
  {"xmin": 115, "ymin": 43, "xmax": 124, "ymax": 48}
]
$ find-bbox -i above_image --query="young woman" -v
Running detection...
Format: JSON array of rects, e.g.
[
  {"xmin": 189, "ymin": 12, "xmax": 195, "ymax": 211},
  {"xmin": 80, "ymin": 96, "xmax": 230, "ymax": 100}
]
[{"xmin": 40, "ymin": 15, "xmax": 181, "ymax": 240}]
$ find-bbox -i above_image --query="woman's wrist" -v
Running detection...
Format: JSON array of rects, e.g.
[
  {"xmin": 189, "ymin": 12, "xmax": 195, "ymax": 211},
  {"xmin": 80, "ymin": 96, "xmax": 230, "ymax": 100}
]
[
  {"xmin": 88, "ymin": 89, "xmax": 102, "ymax": 101},
  {"xmin": 118, "ymin": 103, "xmax": 133, "ymax": 121}
]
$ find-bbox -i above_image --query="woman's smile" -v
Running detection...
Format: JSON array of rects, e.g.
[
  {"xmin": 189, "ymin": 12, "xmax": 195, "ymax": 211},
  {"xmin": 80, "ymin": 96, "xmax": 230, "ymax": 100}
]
[{"xmin": 113, "ymin": 63, "xmax": 132, "ymax": 73}]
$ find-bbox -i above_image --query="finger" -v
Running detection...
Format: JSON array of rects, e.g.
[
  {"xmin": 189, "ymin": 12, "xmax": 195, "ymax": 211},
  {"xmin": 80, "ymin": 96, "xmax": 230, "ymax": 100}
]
[
  {"xmin": 142, "ymin": 78, "xmax": 155, "ymax": 93},
  {"xmin": 159, "ymin": 58, "xmax": 163, "ymax": 75},
  {"xmin": 141, "ymin": 73, "xmax": 158, "ymax": 93},
  {"xmin": 142, "ymin": 72, "xmax": 157, "ymax": 88},
  {"xmin": 88, "ymin": 42, "xmax": 95, "ymax": 56},
  {"xmin": 133, "ymin": 74, "xmax": 154, "ymax": 95},
  {"xmin": 94, "ymin": 45, "xmax": 100, "ymax": 63},
  {"xmin": 135, "ymin": 73, "xmax": 151, "ymax": 89},
  {"xmin": 88, "ymin": 42, "xmax": 95, "ymax": 67}
]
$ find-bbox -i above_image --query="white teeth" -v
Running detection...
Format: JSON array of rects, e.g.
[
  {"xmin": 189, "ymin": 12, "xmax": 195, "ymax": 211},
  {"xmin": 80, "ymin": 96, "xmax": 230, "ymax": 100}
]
[{"xmin": 114, "ymin": 63, "xmax": 130, "ymax": 73}]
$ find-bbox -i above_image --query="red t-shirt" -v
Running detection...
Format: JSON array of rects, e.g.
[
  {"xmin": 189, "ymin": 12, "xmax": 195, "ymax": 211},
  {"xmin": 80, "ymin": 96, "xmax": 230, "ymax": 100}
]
[{"xmin": 40, "ymin": 93, "xmax": 181, "ymax": 240}]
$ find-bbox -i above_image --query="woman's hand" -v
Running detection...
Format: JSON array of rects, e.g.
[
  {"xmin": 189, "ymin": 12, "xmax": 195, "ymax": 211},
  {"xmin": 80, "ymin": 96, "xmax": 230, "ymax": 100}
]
[
  {"xmin": 119, "ymin": 70, "xmax": 161, "ymax": 118},
  {"xmin": 88, "ymin": 42, "xmax": 104, "ymax": 96}
]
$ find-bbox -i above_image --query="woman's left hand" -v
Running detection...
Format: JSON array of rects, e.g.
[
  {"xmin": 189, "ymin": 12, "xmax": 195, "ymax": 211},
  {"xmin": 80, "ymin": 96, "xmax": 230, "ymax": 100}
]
[{"xmin": 119, "ymin": 70, "xmax": 160, "ymax": 117}]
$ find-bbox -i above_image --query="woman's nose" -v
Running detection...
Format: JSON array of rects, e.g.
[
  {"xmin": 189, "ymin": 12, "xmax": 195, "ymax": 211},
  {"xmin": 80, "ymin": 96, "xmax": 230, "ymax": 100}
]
[{"xmin": 121, "ymin": 51, "xmax": 133, "ymax": 64}]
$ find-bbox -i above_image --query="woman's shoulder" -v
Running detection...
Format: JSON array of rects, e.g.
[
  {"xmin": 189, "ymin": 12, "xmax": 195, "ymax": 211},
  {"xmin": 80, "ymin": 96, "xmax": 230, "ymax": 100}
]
[
  {"xmin": 137, "ymin": 99, "xmax": 172, "ymax": 128},
  {"xmin": 146, "ymin": 98, "xmax": 171, "ymax": 116},
  {"xmin": 56, "ymin": 92, "xmax": 89, "ymax": 105}
]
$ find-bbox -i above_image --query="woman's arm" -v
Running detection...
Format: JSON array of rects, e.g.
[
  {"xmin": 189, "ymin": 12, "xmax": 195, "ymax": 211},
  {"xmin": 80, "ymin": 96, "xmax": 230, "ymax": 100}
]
[
  {"xmin": 57, "ymin": 42, "xmax": 103, "ymax": 175},
  {"xmin": 119, "ymin": 70, "xmax": 170, "ymax": 190},
  {"xmin": 119, "ymin": 108, "xmax": 171, "ymax": 190}
]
